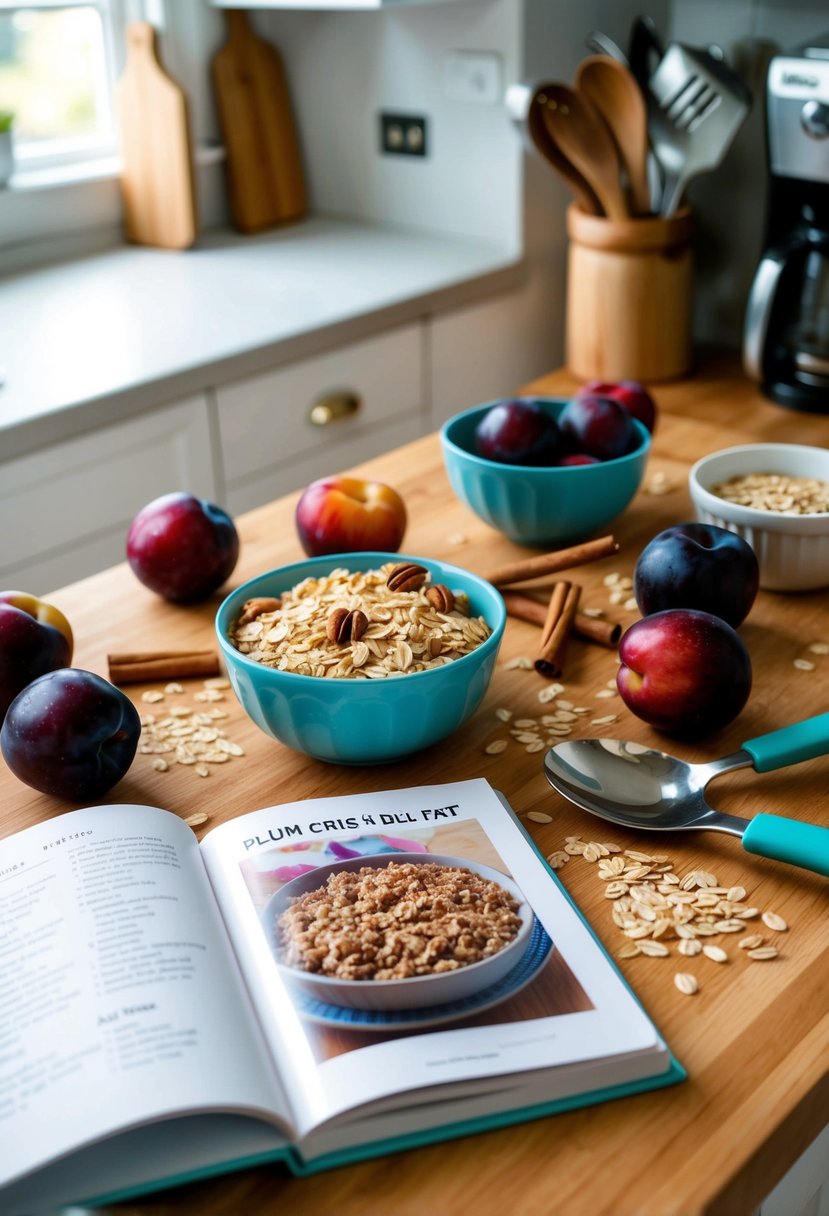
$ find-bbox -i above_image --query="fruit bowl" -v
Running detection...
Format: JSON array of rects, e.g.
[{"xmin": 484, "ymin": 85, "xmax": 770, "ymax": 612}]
[
  {"xmin": 215, "ymin": 552, "xmax": 506, "ymax": 765},
  {"xmin": 440, "ymin": 398, "xmax": 650, "ymax": 546},
  {"xmin": 689, "ymin": 444, "xmax": 829, "ymax": 591}
]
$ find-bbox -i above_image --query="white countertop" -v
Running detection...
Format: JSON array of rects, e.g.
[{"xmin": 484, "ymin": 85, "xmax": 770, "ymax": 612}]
[{"xmin": 0, "ymin": 215, "xmax": 520, "ymax": 462}]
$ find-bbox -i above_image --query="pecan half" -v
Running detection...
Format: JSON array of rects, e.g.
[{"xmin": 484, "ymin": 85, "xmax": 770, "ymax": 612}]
[
  {"xmin": 386, "ymin": 563, "xmax": 428, "ymax": 593},
  {"xmin": 237, "ymin": 597, "xmax": 282, "ymax": 626},
  {"xmin": 326, "ymin": 607, "xmax": 368, "ymax": 644},
  {"xmin": 425, "ymin": 583, "xmax": 455, "ymax": 613}
]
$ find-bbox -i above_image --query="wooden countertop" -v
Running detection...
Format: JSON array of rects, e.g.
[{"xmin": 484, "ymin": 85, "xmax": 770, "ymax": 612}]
[{"xmin": 3, "ymin": 352, "xmax": 828, "ymax": 1216}]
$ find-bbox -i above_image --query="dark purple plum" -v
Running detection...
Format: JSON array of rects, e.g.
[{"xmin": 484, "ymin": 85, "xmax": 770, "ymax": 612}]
[
  {"xmin": 474, "ymin": 399, "xmax": 561, "ymax": 466},
  {"xmin": 557, "ymin": 394, "xmax": 635, "ymax": 461},
  {"xmin": 634, "ymin": 522, "xmax": 759, "ymax": 627},
  {"xmin": 127, "ymin": 492, "xmax": 239, "ymax": 603},
  {"xmin": 1, "ymin": 668, "xmax": 141, "ymax": 801},
  {"xmin": 578, "ymin": 379, "xmax": 657, "ymax": 433},
  {"xmin": 0, "ymin": 593, "xmax": 73, "ymax": 724}
]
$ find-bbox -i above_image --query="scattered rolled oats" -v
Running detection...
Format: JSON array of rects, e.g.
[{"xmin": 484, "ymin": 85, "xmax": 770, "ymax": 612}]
[
  {"xmin": 674, "ymin": 973, "xmax": 699, "ymax": 995},
  {"xmin": 185, "ymin": 812, "xmax": 209, "ymax": 827},
  {"xmin": 808, "ymin": 641, "xmax": 829, "ymax": 654},
  {"xmin": 702, "ymin": 945, "xmax": 728, "ymax": 963},
  {"xmin": 484, "ymin": 739, "xmax": 508, "ymax": 755},
  {"xmin": 526, "ymin": 811, "xmax": 553, "ymax": 824},
  {"xmin": 505, "ymin": 656, "xmax": 534, "ymax": 670},
  {"xmin": 494, "ymin": 707, "xmax": 513, "ymax": 722},
  {"xmin": 141, "ymin": 690, "xmax": 164, "ymax": 703},
  {"xmin": 793, "ymin": 658, "xmax": 816, "ymax": 671},
  {"xmin": 678, "ymin": 939, "xmax": 702, "ymax": 957},
  {"xmin": 761, "ymin": 911, "xmax": 788, "ymax": 932},
  {"xmin": 747, "ymin": 946, "xmax": 779, "ymax": 960},
  {"xmin": 738, "ymin": 934, "xmax": 765, "ymax": 950},
  {"xmin": 546, "ymin": 851, "xmax": 569, "ymax": 870}
]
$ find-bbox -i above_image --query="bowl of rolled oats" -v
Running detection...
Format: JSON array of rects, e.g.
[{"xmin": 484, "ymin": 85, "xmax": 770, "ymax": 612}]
[
  {"xmin": 689, "ymin": 443, "xmax": 829, "ymax": 591},
  {"xmin": 215, "ymin": 553, "xmax": 506, "ymax": 764},
  {"xmin": 264, "ymin": 853, "xmax": 534, "ymax": 1010}
]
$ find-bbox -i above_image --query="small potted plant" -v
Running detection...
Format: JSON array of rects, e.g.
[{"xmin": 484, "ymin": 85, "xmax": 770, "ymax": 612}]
[{"xmin": 0, "ymin": 112, "xmax": 14, "ymax": 188}]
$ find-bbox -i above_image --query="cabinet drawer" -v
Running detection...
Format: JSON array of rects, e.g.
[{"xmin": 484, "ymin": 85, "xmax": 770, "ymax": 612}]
[
  {"xmin": 0, "ymin": 396, "xmax": 215, "ymax": 592},
  {"xmin": 216, "ymin": 322, "xmax": 425, "ymax": 486}
]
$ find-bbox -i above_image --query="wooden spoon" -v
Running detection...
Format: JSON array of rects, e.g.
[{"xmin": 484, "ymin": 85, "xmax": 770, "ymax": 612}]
[
  {"xmin": 541, "ymin": 83, "xmax": 629, "ymax": 221},
  {"xmin": 524, "ymin": 83, "xmax": 602, "ymax": 216},
  {"xmin": 575, "ymin": 56, "xmax": 652, "ymax": 216}
]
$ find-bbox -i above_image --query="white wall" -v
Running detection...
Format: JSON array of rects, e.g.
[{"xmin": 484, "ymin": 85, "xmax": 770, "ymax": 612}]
[{"xmin": 256, "ymin": 1, "xmax": 523, "ymax": 248}]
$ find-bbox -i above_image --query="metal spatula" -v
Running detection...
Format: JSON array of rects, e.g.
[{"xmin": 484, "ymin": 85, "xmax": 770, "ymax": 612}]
[
  {"xmin": 647, "ymin": 42, "xmax": 751, "ymax": 215},
  {"xmin": 543, "ymin": 713, "xmax": 829, "ymax": 878}
]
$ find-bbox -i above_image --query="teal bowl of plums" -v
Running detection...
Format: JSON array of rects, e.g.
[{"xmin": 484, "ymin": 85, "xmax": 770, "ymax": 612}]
[{"xmin": 439, "ymin": 392, "xmax": 652, "ymax": 547}]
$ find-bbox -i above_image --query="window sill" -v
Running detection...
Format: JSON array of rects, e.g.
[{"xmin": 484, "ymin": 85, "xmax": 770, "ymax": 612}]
[{"xmin": 5, "ymin": 144, "xmax": 226, "ymax": 193}]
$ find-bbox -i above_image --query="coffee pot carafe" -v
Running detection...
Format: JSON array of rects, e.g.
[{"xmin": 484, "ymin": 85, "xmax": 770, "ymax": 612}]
[{"xmin": 743, "ymin": 35, "xmax": 829, "ymax": 411}]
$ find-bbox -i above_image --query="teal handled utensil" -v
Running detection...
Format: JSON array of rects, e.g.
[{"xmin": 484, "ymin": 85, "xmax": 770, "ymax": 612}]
[{"xmin": 543, "ymin": 713, "xmax": 829, "ymax": 877}]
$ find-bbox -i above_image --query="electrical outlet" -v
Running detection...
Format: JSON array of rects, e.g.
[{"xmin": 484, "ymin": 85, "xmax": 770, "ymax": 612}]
[{"xmin": 380, "ymin": 113, "xmax": 427, "ymax": 157}]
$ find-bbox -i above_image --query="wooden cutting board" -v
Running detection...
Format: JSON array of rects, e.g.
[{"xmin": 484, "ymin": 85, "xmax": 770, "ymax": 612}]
[
  {"xmin": 212, "ymin": 9, "xmax": 307, "ymax": 234},
  {"xmin": 114, "ymin": 22, "xmax": 197, "ymax": 251}
]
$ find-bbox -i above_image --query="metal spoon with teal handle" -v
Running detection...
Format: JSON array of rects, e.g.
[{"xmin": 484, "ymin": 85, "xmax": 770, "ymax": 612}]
[{"xmin": 543, "ymin": 713, "xmax": 829, "ymax": 877}]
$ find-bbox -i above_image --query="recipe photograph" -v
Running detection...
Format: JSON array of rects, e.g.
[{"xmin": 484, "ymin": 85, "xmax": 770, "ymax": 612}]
[{"xmin": 238, "ymin": 819, "xmax": 593, "ymax": 1061}]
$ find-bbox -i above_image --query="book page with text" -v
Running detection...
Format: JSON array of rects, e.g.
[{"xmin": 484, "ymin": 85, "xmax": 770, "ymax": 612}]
[{"xmin": 0, "ymin": 805, "xmax": 287, "ymax": 1191}]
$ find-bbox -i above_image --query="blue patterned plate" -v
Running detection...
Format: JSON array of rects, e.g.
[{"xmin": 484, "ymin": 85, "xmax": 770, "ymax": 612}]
[{"xmin": 285, "ymin": 918, "xmax": 553, "ymax": 1031}]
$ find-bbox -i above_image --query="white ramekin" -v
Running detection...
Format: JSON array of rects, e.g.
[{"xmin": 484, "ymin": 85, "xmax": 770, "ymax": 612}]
[{"xmin": 689, "ymin": 443, "xmax": 829, "ymax": 591}]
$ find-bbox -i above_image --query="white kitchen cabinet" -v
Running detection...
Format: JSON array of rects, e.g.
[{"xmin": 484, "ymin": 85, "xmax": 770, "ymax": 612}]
[
  {"xmin": 215, "ymin": 320, "xmax": 427, "ymax": 512},
  {"xmin": 0, "ymin": 396, "xmax": 216, "ymax": 594}
]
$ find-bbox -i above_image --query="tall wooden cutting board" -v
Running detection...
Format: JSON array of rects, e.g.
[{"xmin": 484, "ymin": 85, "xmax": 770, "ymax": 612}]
[
  {"xmin": 212, "ymin": 10, "xmax": 307, "ymax": 234},
  {"xmin": 114, "ymin": 22, "xmax": 198, "ymax": 251}
]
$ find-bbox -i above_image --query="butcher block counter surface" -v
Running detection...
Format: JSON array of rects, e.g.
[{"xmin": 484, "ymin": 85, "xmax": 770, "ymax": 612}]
[{"xmin": 3, "ymin": 353, "xmax": 828, "ymax": 1216}]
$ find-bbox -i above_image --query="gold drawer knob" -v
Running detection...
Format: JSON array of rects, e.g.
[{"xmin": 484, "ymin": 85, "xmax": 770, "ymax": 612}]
[{"xmin": 307, "ymin": 391, "xmax": 362, "ymax": 427}]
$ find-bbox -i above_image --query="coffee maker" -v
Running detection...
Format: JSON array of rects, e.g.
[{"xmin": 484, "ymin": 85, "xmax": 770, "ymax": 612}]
[{"xmin": 743, "ymin": 34, "xmax": 829, "ymax": 411}]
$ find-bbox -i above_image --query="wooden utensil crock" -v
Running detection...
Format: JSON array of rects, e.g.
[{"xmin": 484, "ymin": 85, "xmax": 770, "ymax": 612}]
[{"xmin": 564, "ymin": 203, "xmax": 694, "ymax": 383}]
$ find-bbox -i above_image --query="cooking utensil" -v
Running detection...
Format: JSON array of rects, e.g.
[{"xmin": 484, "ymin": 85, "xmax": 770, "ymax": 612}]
[
  {"xmin": 585, "ymin": 31, "xmax": 630, "ymax": 66},
  {"xmin": 505, "ymin": 81, "xmax": 602, "ymax": 216},
  {"xmin": 114, "ymin": 22, "xmax": 197, "ymax": 250},
  {"xmin": 211, "ymin": 9, "xmax": 306, "ymax": 234},
  {"xmin": 543, "ymin": 714, "xmax": 829, "ymax": 877},
  {"xmin": 541, "ymin": 84, "xmax": 629, "ymax": 220},
  {"xmin": 575, "ymin": 57, "xmax": 652, "ymax": 216},
  {"xmin": 647, "ymin": 41, "xmax": 751, "ymax": 216},
  {"xmin": 628, "ymin": 15, "xmax": 664, "ymax": 93}
]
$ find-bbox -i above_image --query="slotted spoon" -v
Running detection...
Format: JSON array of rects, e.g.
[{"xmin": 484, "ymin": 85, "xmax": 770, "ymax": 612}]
[
  {"xmin": 647, "ymin": 42, "xmax": 751, "ymax": 215},
  {"xmin": 543, "ymin": 713, "xmax": 829, "ymax": 877}
]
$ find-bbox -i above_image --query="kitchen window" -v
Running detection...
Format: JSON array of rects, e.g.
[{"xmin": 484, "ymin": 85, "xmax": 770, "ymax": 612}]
[
  {"xmin": 0, "ymin": 0, "xmax": 123, "ymax": 174},
  {"xmin": 0, "ymin": 0, "xmax": 220, "ymax": 265}
]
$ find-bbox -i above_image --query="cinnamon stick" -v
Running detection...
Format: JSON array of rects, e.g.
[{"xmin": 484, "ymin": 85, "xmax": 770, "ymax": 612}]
[
  {"xmin": 501, "ymin": 591, "xmax": 621, "ymax": 649},
  {"xmin": 485, "ymin": 535, "xmax": 618, "ymax": 588},
  {"xmin": 534, "ymin": 582, "xmax": 582, "ymax": 678},
  {"xmin": 108, "ymin": 650, "xmax": 221, "ymax": 685}
]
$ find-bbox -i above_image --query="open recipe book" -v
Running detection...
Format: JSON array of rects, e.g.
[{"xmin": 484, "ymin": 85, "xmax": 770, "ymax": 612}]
[{"xmin": 0, "ymin": 779, "xmax": 684, "ymax": 1215}]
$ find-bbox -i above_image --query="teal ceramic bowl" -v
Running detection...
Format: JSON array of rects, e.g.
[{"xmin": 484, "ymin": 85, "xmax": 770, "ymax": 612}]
[
  {"xmin": 440, "ymin": 398, "xmax": 651, "ymax": 546},
  {"xmin": 215, "ymin": 552, "xmax": 506, "ymax": 765}
]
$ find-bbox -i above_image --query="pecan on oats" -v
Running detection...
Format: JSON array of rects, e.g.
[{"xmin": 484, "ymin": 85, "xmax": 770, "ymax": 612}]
[
  {"xmin": 386, "ymin": 562, "xmax": 429, "ymax": 593},
  {"xmin": 425, "ymin": 583, "xmax": 456, "ymax": 613},
  {"xmin": 326, "ymin": 607, "xmax": 368, "ymax": 644}
]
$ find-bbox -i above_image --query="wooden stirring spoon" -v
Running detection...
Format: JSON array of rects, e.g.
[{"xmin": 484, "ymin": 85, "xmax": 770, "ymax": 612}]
[
  {"xmin": 575, "ymin": 56, "xmax": 652, "ymax": 216},
  {"xmin": 524, "ymin": 83, "xmax": 601, "ymax": 215},
  {"xmin": 541, "ymin": 83, "xmax": 629, "ymax": 221}
]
